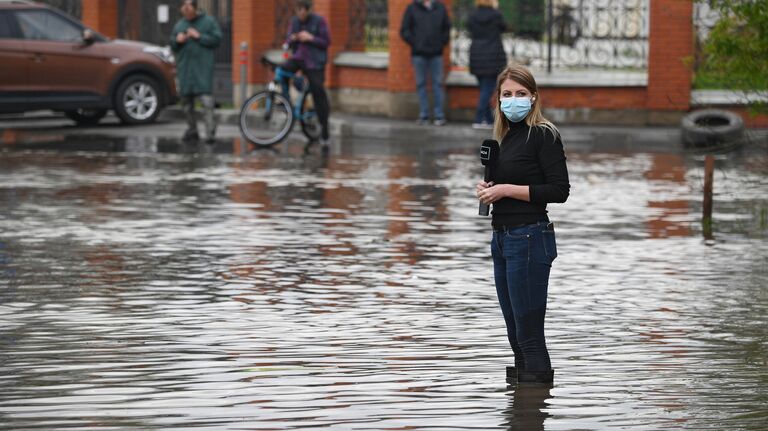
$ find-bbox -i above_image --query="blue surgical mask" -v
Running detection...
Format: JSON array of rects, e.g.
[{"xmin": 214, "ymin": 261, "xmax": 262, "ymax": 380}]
[{"xmin": 500, "ymin": 97, "xmax": 532, "ymax": 123}]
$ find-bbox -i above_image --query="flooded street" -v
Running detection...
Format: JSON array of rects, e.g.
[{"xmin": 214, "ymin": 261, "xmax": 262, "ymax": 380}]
[{"xmin": 1, "ymin": 132, "xmax": 767, "ymax": 430}]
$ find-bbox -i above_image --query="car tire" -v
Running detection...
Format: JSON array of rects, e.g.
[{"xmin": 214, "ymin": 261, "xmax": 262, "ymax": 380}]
[
  {"xmin": 114, "ymin": 75, "xmax": 162, "ymax": 125},
  {"xmin": 681, "ymin": 109, "xmax": 744, "ymax": 148},
  {"xmin": 64, "ymin": 109, "xmax": 108, "ymax": 126}
]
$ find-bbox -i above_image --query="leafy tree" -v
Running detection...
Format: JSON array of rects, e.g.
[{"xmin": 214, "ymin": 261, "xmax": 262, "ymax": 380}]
[{"xmin": 698, "ymin": 0, "xmax": 768, "ymax": 112}]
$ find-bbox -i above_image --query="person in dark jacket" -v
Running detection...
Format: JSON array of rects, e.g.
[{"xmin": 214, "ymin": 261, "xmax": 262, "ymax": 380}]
[
  {"xmin": 476, "ymin": 64, "xmax": 570, "ymax": 385},
  {"xmin": 170, "ymin": 0, "xmax": 222, "ymax": 143},
  {"xmin": 283, "ymin": 0, "xmax": 332, "ymax": 146},
  {"xmin": 468, "ymin": 0, "xmax": 508, "ymax": 129},
  {"xmin": 400, "ymin": 0, "xmax": 451, "ymax": 126}
]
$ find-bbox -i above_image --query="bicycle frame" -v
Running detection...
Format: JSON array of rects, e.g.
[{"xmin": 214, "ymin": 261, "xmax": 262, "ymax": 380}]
[{"xmin": 264, "ymin": 67, "xmax": 316, "ymax": 123}]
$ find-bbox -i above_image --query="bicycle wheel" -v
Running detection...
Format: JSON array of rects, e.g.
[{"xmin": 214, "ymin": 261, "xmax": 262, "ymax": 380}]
[
  {"xmin": 299, "ymin": 92, "xmax": 322, "ymax": 142},
  {"xmin": 239, "ymin": 91, "xmax": 294, "ymax": 146}
]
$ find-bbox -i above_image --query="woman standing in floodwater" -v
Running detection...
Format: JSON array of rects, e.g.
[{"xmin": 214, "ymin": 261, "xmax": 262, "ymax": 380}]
[{"xmin": 476, "ymin": 64, "xmax": 570, "ymax": 383}]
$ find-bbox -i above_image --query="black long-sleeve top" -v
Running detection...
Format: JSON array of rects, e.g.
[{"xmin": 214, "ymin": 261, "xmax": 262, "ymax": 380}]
[{"xmin": 490, "ymin": 120, "xmax": 570, "ymax": 228}]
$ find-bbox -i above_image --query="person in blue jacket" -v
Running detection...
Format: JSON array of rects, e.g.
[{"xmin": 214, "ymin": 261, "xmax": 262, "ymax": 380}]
[{"xmin": 400, "ymin": 0, "xmax": 451, "ymax": 126}]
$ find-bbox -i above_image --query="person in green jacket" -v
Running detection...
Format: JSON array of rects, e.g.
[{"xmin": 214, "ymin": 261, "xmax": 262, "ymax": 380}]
[{"xmin": 170, "ymin": 0, "xmax": 222, "ymax": 143}]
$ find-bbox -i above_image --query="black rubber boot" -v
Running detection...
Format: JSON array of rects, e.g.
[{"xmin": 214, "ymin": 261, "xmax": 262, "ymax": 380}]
[{"xmin": 517, "ymin": 369, "xmax": 554, "ymax": 384}]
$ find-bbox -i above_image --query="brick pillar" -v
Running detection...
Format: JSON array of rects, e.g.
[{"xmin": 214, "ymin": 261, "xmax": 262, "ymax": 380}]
[
  {"xmin": 232, "ymin": 0, "xmax": 277, "ymax": 105},
  {"xmin": 81, "ymin": 0, "xmax": 118, "ymax": 39},
  {"xmin": 315, "ymin": 0, "xmax": 352, "ymax": 88},
  {"xmin": 388, "ymin": 0, "xmax": 415, "ymax": 93},
  {"xmin": 647, "ymin": 0, "xmax": 693, "ymax": 111}
]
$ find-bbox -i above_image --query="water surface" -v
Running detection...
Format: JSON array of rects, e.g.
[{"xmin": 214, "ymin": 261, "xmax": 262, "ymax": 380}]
[{"xmin": 1, "ymin": 134, "xmax": 766, "ymax": 430}]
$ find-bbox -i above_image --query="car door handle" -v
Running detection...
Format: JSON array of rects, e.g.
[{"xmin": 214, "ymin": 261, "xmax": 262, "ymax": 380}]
[{"xmin": 31, "ymin": 53, "xmax": 45, "ymax": 63}]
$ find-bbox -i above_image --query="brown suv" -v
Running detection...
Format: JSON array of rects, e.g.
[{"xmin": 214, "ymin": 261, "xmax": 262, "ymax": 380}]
[{"xmin": 0, "ymin": 1, "xmax": 177, "ymax": 125}]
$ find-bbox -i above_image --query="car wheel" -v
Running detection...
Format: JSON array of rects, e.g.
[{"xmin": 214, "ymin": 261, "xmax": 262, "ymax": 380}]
[
  {"xmin": 64, "ymin": 109, "xmax": 108, "ymax": 126},
  {"xmin": 114, "ymin": 75, "xmax": 162, "ymax": 125}
]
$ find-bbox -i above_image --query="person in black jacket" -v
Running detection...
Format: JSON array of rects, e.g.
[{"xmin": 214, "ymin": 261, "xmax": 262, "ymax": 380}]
[
  {"xmin": 400, "ymin": 0, "xmax": 451, "ymax": 126},
  {"xmin": 476, "ymin": 64, "xmax": 570, "ymax": 384},
  {"xmin": 468, "ymin": 0, "xmax": 508, "ymax": 129}
]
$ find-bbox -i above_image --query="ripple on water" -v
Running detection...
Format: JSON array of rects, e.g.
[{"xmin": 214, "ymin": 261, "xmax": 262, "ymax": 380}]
[{"xmin": 0, "ymin": 145, "xmax": 766, "ymax": 429}]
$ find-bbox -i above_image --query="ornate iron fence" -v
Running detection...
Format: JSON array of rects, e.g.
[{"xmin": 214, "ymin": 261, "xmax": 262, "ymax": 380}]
[
  {"xmin": 452, "ymin": 0, "xmax": 649, "ymax": 72},
  {"xmin": 117, "ymin": 0, "xmax": 232, "ymax": 65},
  {"xmin": 348, "ymin": 0, "xmax": 389, "ymax": 51},
  {"xmin": 692, "ymin": 1, "xmax": 720, "ymax": 73}
]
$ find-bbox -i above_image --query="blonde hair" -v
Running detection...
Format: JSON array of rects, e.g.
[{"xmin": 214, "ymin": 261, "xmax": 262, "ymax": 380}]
[
  {"xmin": 492, "ymin": 64, "xmax": 559, "ymax": 143},
  {"xmin": 475, "ymin": 0, "xmax": 496, "ymax": 7}
]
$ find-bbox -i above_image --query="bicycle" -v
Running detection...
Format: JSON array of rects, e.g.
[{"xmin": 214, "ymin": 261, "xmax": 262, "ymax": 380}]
[{"xmin": 238, "ymin": 56, "xmax": 322, "ymax": 147}]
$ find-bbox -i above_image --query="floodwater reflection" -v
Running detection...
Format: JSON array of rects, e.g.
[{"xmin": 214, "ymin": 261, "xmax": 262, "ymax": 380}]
[{"xmin": 0, "ymin": 134, "xmax": 766, "ymax": 430}]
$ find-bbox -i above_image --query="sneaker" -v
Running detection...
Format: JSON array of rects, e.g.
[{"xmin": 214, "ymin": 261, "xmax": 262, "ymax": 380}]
[
  {"xmin": 416, "ymin": 118, "xmax": 429, "ymax": 126},
  {"xmin": 472, "ymin": 122, "xmax": 493, "ymax": 130},
  {"xmin": 433, "ymin": 118, "xmax": 447, "ymax": 126}
]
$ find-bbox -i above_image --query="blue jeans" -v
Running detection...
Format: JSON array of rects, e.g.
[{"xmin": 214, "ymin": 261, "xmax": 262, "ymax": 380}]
[
  {"xmin": 412, "ymin": 55, "xmax": 445, "ymax": 120},
  {"xmin": 474, "ymin": 74, "xmax": 496, "ymax": 124},
  {"xmin": 491, "ymin": 221, "xmax": 558, "ymax": 372}
]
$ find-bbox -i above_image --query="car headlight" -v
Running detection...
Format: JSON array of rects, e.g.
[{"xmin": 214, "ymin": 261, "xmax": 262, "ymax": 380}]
[{"xmin": 143, "ymin": 46, "xmax": 174, "ymax": 64}]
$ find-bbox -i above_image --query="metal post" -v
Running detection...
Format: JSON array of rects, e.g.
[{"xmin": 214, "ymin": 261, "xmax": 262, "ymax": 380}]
[
  {"xmin": 239, "ymin": 41, "xmax": 248, "ymax": 108},
  {"xmin": 547, "ymin": 0, "xmax": 553, "ymax": 73},
  {"xmin": 702, "ymin": 154, "xmax": 715, "ymax": 240}
]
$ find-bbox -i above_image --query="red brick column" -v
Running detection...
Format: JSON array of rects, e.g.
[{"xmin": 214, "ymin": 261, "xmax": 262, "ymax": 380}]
[
  {"xmin": 388, "ymin": 0, "xmax": 415, "ymax": 93},
  {"xmin": 232, "ymin": 0, "xmax": 276, "ymax": 97},
  {"xmin": 315, "ymin": 0, "xmax": 352, "ymax": 88},
  {"xmin": 81, "ymin": 0, "xmax": 118, "ymax": 39},
  {"xmin": 647, "ymin": 0, "xmax": 693, "ymax": 111}
]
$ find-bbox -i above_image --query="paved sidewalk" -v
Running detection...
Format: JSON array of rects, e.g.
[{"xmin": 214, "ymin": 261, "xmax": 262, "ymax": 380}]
[
  {"xmin": 7, "ymin": 107, "xmax": 759, "ymax": 154},
  {"xmin": 161, "ymin": 106, "xmax": 687, "ymax": 153}
]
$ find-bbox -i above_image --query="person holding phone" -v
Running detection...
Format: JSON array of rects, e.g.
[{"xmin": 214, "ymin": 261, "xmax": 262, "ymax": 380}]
[
  {"xmin": 170, "ymin": 0, "xmax": 222, "ymax": 143},
  {"xmin": 476, "ymin": 64, "xmax": 570, "ymax": 384},
  {"xmin": 282, "ymin": 0, "xmax": 332, "ymax": 148}
]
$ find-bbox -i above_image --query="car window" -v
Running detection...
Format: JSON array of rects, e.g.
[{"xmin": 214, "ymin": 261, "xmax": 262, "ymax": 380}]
[
  {"xmin": 0, "ymin": 12, "xmax": 18, "ymax": 39},
  {"xmin": 15, "ymin": 10, "xmax": 83, "ymax": 42}
]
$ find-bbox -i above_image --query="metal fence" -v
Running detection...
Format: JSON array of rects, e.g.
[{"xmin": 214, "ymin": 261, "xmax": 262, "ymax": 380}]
[
  {"xmin": 349, "ymin": 0, "xmax": 389, "ymax": 51},
  {"xmin": 452, "ymin": 0, "xmax": 649, "ymax": 72},
  {"xmin": 273, "ymin": 0, "xmax": 388, "ymax": 52},
  {"xmin": 117, "ymin": 0, "xmax": 232, "ymax": 66},
  {"xmin": 692, "ymin": 1, "xmax": 720, "ymax": 73}
]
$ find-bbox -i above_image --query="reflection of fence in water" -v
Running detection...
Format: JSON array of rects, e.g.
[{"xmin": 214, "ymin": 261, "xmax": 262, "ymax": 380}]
[{"xmin": 452, "ymin": 0, "xmax": 648, "ymax": 71}]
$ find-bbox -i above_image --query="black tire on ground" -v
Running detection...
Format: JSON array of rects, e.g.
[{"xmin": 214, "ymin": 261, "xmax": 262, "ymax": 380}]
[
  {"xmin": 64, "ymin": 109, "xmax": 108, "ymax": 126},
  {"xmin": 114, "ymin": 75, "xmax": 162, "ymax": 125},
  {"xmin": 681, "ymin": 108, "xmax": 744, "ymax": 148}
]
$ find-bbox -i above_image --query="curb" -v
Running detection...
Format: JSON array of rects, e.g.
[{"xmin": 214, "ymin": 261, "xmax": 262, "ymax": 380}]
[{"xmin": 162, "ymin": 106, "xmax": 494, "ymax": 143}]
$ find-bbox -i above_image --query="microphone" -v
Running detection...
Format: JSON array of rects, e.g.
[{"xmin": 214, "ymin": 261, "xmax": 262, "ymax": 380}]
[{"xmin": 479, "ymin": 139, "xmax": 500, "ymax": 216}]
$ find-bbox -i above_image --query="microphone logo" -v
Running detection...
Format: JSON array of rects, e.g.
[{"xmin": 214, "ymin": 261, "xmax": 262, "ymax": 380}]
[{"xmin": 479, "ymin": 139, "xmax": 500, "ymax": 216}]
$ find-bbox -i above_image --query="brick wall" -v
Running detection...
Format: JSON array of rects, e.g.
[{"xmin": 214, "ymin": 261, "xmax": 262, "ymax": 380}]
[
  {"xmin": 647, "ymin": 0, "xmax": 694, "ymax": 111},
  {"xmin": 232, "ymin": 0, "xmax": 276, "ymax": 86},
  {"xmin": 81, "ymin": 0, "xmax": 117, "ymax": 39}
]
